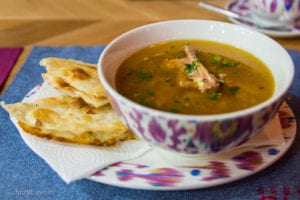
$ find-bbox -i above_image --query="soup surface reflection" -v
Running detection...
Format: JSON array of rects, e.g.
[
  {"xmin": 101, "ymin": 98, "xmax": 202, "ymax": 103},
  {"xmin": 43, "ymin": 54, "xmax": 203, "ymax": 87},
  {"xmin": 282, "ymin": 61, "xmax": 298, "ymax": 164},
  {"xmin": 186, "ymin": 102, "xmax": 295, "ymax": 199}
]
[{"xmin": 116, "ymin": 40, "xmax": 274, "ymax": 114}]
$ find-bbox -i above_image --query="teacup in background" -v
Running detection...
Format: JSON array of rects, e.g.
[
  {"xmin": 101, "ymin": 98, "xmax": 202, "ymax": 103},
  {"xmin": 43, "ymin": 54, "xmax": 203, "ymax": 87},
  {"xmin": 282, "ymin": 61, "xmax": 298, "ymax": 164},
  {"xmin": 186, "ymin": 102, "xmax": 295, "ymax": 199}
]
[{"xmin": 249, "ymin": 0, "xmax": 300, "ymax": 26}]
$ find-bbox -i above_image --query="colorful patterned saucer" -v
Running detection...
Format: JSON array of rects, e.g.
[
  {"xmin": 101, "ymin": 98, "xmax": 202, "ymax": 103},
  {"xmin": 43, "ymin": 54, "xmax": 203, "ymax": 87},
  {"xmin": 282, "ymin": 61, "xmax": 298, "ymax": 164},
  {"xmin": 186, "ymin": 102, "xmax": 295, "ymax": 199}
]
[
  {"xmin": 21, "ymin": 83, "xmax": 297, "ymax": 190},
  {"xmin": 88, "ymin": 102, "xmax": 296, "ymax": 190},
  {"xmin": 225, "ymin": 0, "xmax": 300, "ymax": 38}
]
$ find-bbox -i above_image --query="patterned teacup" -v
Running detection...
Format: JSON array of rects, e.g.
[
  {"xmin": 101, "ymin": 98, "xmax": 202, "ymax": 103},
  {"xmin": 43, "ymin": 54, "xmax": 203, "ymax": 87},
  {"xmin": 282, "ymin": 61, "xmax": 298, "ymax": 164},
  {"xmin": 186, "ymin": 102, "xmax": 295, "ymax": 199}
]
[{"xmin": 249, "ymin": 0, "xmax": 300, "ymax": 26}]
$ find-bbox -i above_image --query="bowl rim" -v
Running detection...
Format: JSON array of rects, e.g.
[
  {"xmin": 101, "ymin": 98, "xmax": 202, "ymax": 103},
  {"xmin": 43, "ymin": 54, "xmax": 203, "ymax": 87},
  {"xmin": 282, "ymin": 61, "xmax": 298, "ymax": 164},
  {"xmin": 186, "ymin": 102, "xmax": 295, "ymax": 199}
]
[{"xmin": 98, "ymin": 19, "xmax": 295, "ymax": 121}]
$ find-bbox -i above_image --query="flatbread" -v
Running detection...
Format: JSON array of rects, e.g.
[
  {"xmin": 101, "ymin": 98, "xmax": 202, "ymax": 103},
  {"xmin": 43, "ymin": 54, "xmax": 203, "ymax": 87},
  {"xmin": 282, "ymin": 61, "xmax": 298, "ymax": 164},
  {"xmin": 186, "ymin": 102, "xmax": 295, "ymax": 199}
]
[
  {"xmin": 40, "ymin": 58, "xmax": 109, "ymax": 108},
  {"xmin": 1, "ymin": 96, "xmax": 135, "ymax": 146}
]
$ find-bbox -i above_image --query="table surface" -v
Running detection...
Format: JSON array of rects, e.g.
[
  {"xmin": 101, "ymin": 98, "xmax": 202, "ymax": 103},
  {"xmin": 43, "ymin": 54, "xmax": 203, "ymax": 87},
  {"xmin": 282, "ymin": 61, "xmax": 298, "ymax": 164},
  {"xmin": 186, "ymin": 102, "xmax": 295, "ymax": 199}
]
[
  {"xmin": 1, "ymin": 1, "xmax": 300, "ymax": 199},
  {"xmin": 1, "ymin": 0, "xmax": 300, "ymax": 95}
]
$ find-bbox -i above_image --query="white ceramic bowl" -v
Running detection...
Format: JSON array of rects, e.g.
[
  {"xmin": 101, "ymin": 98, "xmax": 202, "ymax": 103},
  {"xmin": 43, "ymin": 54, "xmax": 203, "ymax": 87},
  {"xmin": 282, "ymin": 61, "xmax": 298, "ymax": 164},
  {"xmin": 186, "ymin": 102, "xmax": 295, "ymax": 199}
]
[{"xmin": 98, "ymin": 20, "xmax": 294, "ymax": 154}]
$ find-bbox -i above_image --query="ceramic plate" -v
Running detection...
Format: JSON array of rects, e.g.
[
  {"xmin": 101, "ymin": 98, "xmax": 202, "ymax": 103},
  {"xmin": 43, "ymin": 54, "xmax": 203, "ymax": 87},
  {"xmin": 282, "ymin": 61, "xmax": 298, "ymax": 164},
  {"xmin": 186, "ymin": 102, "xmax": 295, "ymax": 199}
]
[
  {"xmin": 88, "ymin": 107, "xmax": 296, "ymax": 190},
  {"xmin": 20, "ymin": 84, "xmax": 297, "ymax": 190},
  {"xmin": 225, "ymin": 0, "xmax": 300, "ymax": 38}
]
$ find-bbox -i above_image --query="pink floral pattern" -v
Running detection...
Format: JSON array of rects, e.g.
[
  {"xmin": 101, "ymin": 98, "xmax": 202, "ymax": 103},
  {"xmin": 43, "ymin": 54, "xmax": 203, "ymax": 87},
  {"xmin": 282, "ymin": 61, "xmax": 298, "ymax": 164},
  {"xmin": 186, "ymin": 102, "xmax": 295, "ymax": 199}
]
[
  {"xmin": 227, "ymin": 0, "xmax": 300, "ymax": 34},
  {"xmin": 111, "ymin": 89, "xmax": 284, "ymax": 154},
  {"xmin": 116, "ymin": 168, "xmax": 184, "ymax": 187},
  {"xmin": 91, "ymin": 102, "xmax": 296, "ymax": 190}
]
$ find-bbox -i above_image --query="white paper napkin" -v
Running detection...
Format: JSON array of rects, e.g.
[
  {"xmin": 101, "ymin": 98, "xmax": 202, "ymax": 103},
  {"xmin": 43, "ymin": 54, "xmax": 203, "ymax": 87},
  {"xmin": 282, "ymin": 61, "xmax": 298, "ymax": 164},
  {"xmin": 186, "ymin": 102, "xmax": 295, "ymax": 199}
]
[
  {"xmin": 15, "ymin": 122, "xmax": 151, "ymax": 183},
  {"xmin": 9, "ymin": 83, "xmax": 151, "ymax": 183},
  {"xmin": 8, "ymin": 82, "xmax": 284, "ymax": 183}
]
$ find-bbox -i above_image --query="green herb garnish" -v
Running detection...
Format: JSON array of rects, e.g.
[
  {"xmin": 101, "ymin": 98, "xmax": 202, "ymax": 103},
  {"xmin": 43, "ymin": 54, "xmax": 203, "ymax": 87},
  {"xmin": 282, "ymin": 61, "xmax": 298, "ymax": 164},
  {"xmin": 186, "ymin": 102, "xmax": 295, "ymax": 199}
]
[
  {"xmin": 142, "ymin": 100, "xmax": 153, "ymax": 106},
  {"xmin": 135, "ymin": 90, "xmax": 154, "ymax": 107},
  {"xmin": 211, "ymin": 55, "xmax": 239, "ymax": 68},
  {"xmin": 135, "ymin": 93, "xmax": 145, "ymax": 100},
  {"xmin": 208, "ymin": 92, "xmax": 222, "ymax": 100},
  {"xmin": 127, "ymin": 69, "xmax": 135, "ymax": 76},
  {"xmin": 146, "ymin": 89, "xmax": 153, "ymax": 96},
  {"xmin": 217, "ymin": 78, "xmax": 225, "ymax": 84},
  {"xmin": 184, "ymin": 60, "xmax": 199, "ymax": 74},
  {"xmin": 169, "ymin": 108, "xmax": 179, "ymax": 113},
  {"xmin": 136, "ymin": 70, "xmax": 152, "ymax": 81},
  {"xmin": 228, "ymin": 86, "xmax": 240, "ymax": 95},
  {"xmin": 220, "ymin": 60, "xmax": 240, "ymax": 67},
  {"xmin": 211, "ymin": 55, "xmax": 222, "ymax": 63}
]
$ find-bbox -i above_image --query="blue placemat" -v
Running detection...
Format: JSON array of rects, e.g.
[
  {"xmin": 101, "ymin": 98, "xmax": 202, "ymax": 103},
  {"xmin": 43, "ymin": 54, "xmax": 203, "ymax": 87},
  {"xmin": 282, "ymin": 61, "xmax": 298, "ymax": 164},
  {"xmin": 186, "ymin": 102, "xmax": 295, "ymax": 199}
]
[{"xmin": 0, "ymin": 46, "xmax": 299, "ymax": 200}]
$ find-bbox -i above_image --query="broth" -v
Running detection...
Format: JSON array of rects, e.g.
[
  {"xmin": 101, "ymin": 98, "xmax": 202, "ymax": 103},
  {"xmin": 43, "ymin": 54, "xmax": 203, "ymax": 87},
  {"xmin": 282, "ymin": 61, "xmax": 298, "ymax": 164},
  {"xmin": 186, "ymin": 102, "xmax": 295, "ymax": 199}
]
[{"xmin": 116, "ymin": 40, "xmax": 274, "ymax": 114}]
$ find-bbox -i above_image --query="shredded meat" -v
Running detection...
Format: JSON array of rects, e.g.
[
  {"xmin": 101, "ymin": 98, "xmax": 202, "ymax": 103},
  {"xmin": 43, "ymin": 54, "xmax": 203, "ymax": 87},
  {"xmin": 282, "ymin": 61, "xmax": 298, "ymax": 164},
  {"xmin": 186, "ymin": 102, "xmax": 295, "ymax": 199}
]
[{"xmin": 177, "ymin": 46, "xmax": 221, "ymax": 93}]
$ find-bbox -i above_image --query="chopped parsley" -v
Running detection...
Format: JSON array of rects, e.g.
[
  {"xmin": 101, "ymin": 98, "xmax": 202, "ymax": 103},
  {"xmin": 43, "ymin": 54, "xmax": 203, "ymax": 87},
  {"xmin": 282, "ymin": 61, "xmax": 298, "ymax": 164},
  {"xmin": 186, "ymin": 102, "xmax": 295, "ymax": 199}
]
[
  {"xmin": 210, "ymin": 55, "xmax": 240, "ymax": 68},
  {"xmin": 228, "ymin": 86, "xmax": 240, "ymax": 95},
  {"xmin": 169, "ymin": 108, "xmax": 179, "ymax": 113},
  {"xmin": 217, "ymin": 78, "xmax": 225, "ymax": 84},
  {"xmin": 211, "ymin": 55, "xmax": 222, "ymax": 63},
  {"xmin": 135, "ymin": 93, "xmax": 145, "ymax": 101},
  {"xmin": 208, "ymin": 92, "xmax": 222, "ymax": 100},
  {"xmin": 184, "ymin": 60, "xmax": 199, "ymax": 74},
  {"xmin": 136, "ymin": 70, "xmax": 152, "ymax": 80},
  {"xmin": 221, "ymin": 60, "xmax": 240, "ymax": 67},
  {"xmin": 143, "ymin": 100, "xmax": 153, "ymax": 106},
  {"xmin": 134, "ymin": 89, "xmax": 154, "ymax": 106},
  {"xmin": 145, "ymin": 89, "xmax": 153, "ymax": 96},
  {"xmin": 127, "ymin": 69, "xmax": 153, "ymax": 81}
]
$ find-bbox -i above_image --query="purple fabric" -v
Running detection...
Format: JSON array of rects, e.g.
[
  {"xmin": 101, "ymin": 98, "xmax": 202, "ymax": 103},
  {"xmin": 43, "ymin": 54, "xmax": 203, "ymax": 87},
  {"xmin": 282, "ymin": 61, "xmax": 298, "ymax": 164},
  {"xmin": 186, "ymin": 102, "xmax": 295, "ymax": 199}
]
[{"xmin": 0, "ymin": 47, "xmax": 23, "ymax": 87}]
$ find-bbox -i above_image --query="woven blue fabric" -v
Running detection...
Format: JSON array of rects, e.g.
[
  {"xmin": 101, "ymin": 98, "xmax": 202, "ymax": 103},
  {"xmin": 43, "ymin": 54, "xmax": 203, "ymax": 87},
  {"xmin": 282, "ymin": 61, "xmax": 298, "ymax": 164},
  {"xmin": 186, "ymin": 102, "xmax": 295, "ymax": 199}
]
[{"xmin": 0, "ymin": 46, "xmax": 299, "ymax": 200}]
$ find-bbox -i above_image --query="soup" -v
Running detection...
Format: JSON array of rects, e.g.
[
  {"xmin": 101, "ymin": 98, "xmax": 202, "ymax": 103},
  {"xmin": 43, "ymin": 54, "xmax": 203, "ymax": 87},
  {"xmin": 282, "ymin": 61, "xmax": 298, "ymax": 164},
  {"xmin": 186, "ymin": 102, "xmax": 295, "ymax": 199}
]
[{"xmin": 115, "ymin": 40, "xmax": 274, "ymax": 114}]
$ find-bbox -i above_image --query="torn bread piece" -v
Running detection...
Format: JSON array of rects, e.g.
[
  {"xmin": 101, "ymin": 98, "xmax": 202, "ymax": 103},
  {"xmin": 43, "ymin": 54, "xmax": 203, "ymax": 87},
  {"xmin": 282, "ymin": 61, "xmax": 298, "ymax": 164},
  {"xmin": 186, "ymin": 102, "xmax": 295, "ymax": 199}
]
[
  {"xmin": 40, "ymin": 58, "xmax": 109, "ymax": 108},
  {"xmin": 1, "ymin": 96, "xmax": 135, "ymax": 146}
]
